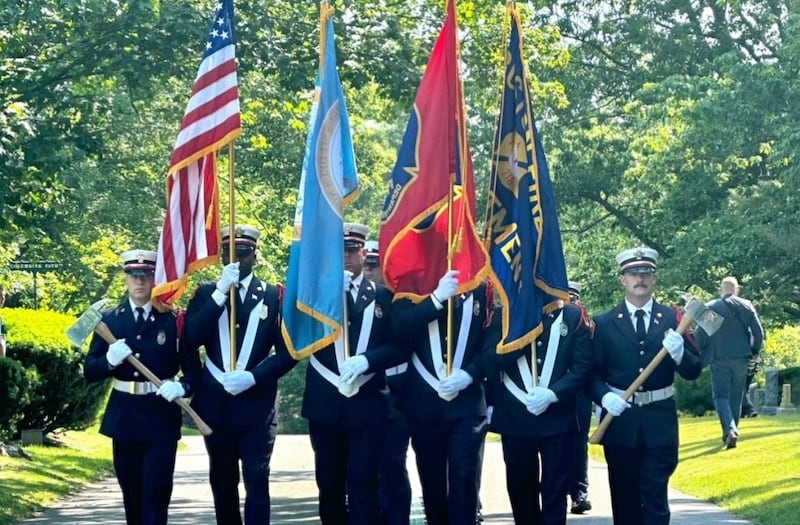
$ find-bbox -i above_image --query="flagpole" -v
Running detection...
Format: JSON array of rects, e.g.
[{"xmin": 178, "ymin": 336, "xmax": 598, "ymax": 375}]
[
  {"xmin": 227, "ymin": 143, "xmax": 237, "ymax": 371},
  {"xmin": 483, "ymin": 2, "xmax": 514, "ymax": 248},
  {"xmin": 444, "ymin": 1, "xmax": 461, "ymax": 377}
]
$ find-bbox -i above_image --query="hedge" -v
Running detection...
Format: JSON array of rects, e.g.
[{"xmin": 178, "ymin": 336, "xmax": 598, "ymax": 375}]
[{"xmin": 1, "ymin": 308, "xmax": 108, "ymax": 438}]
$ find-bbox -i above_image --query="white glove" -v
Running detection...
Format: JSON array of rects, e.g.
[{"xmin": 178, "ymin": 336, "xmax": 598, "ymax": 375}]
[
  {"xmin": 339, "ymin": 354, "xmax": 369, "ymax": 385},
  {"xmin": 433, "ymin": 270, "xmax": 460, "ymax": 303},
  {"xmin": 217, "ymin": 262, "xmax": 240, "ymax": 293},
  {"xmin": 221, "ymin": 370, "xmax": 256, "ymax": 396},
  {"xmin": 343, "ymin": 270, "xmax": 353, "ymax": 293},
  {"xmin": 525, "ymin": 387, "xmax": 558, "ymax": 416},
  {"xmin": 602, "ymin": 392, "xmax": 631, "ymax": 416},
  {"xmin": 438, "ymin": 368, "xmax": 473, "ymax": 396},
  {"xmin": 106, "ymin": 339, "xmax": 132, "ymax": 367},
  {"xmin": 663, "ymin": 328, "xmax": 684, "ymax": 364},
  {"xmin": 156, "ymin": 380, "xmax": 186, "ymax": 402}
]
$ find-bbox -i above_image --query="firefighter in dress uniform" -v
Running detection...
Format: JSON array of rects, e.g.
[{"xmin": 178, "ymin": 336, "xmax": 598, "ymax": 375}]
[
  {"xmin": 485, "ymin": 295, "xmax": 593, "ymax": 525},
  {"xmin": 84, "ymin": 249, "xmax": 194, "ymax": 525},
  {"xmin": 302, "ymin": 223, "xmax": 401, "ymax": 525},
  {"xmin": 391, "ymin": 270, "xmax": 498, "ymax": 525},
  {"xmin": 183, "ymin": 225, "xmax": 297, "ymax": 525},
  {"xmin": 590, "ymin": 247, "xmax": 702, "ymax": 525}
]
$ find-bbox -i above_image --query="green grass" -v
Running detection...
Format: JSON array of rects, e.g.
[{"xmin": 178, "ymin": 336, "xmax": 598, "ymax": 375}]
[
  {"xmin": 589, "ymin": 413, "xmax": 800, "ymax": 525},
  {"xmin": 0, "ymin": 430, "xmax": 113, "ymax": 525}
]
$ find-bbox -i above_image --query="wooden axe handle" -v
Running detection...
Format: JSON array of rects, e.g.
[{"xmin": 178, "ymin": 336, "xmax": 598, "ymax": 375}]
[
  {"xmin": 588, "ymin": 313, "xmax": 693, "ymax": 445},
  {"xmin": 95, "ymin": 321, "xmax": 213, "ymax": 437}
]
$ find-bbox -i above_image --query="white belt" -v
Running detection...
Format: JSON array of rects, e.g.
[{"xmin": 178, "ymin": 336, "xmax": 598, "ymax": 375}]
[
  {"xmin": 112, "ymin": 379, "xmax": 162, "ymax": 395},
  {"xmin": 608, "ymin": 384, "xmax": 674, "ymax": 406},
  {"xmin": 386, "ymin": 363, "xmax": 408, "ymax": 377}
]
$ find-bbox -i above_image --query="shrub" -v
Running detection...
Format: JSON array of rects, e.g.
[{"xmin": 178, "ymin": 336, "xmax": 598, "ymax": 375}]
[
  {"xmin": 778, "ymin": 366, "xmax": 800, "ymax": 407},
  {"xmin": 277, "ymin": 359, "xmax": 308, "ymax": 434},
  {"xmin": 763, "ymin": 325, "xmax": 800, "ymax": 370},
  {"xmin": 2, "ymin": 308, "xmax": 109, "ymax": 436},
  {"xmin": 675, "ymin": 367, "xmax": 714, "ymax": 416},
  {"xmin": 0, "ymin": 357, "xmax": 30, "ymax": 438}
]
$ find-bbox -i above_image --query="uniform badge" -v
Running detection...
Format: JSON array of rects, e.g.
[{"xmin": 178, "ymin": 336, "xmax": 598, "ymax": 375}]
[
  {"xmin": 157, "ymin": 330, "xmax": 166, "ymax": 345},
  {"xmin": 559, "ymin": 322, "xmax": 568, "ymax": 337},
  {"xmin": 473, "ymin": 300, "xmax": 481, "ymax": 317},
  {"xmin": 375, "ymin": 304, "xmax": 383, "ymax": 319},
  {"xmin": 259, "ymin": 303, "xmax": 269, "ymax": 320}
]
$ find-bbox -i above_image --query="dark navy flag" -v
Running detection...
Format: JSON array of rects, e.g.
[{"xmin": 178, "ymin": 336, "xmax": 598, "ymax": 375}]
[{"xmin": 486, "ymin": 7, "xmax": 569, "ymax": 354}]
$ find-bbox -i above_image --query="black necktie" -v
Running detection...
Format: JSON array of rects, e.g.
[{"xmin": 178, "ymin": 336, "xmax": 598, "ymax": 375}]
[
  {"xmin": 347, "ymin": 283, "xmax": 356, "ymax": 309},
  {"xmin": 136, "ymin": 307, "xmax": 146, "ymax": 332},
  {"xmin": 635, "ymin": 309, "xmax": 646, "ymax": 343}
]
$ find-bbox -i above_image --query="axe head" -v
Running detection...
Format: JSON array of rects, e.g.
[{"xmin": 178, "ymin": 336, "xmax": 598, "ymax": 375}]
[
  {"xmin": 66, "ymin": 299, "xmax": 110, "ymax": 347},
  {"xmin": 683, "ymin": 297, "xmax": 724, "ymax": 337}
]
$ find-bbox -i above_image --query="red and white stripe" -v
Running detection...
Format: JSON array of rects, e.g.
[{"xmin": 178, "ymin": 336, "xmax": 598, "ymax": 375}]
[
  {"xmin": 154, "ymin": 154, "xmax": 220, "ymax": 307},
  {"xmin": 169, "ymin": 44, "xmax": 241, "ymax": 173}
]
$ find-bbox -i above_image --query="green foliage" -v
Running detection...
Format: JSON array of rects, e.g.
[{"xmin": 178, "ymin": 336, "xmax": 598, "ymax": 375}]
[
  {"xmin": 277, "ymin": 359, "xmax": 308, "ymax": 434},
  {"xmin": 0, "ymin": 358, "xmax": 30, "ymax": 439},
  {"xmin": 2, "ymin": 308, "xmax": 108, "ymax": 434},
  {"xmin": 763, "ymin": 325, "xmax": 800, "ymax": 370},
  {"xmin": 778, "ymin": 366, "xmax": 800, "ymax": 407},
  {"xmin": 675, "ymin": 367, "xmax": 713, "ymax": 417},
  {"xmin": 1, "ymin": 0, "xmax": 799, "ymax": 335}
]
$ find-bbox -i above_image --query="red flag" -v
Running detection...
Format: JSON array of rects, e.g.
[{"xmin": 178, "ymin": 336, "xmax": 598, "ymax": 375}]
[
  {"xmin": 152, "ymin": 0, "xmax": 241, "ymax": 309},
  {"xmin": 378, "ymin": 0, "xmax": 487, "ymax": 301}
]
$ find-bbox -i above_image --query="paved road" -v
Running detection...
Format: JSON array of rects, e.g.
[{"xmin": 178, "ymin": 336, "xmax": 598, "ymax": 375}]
[{"xmin": 20, "ymin": 435, "xmax": 753, "ymax": 524}]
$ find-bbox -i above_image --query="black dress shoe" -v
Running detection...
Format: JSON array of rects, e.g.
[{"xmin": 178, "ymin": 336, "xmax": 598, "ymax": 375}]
[
  {"xmin": 725, "ymin": 431, "xmax": 738, "ymax": 449},
  {"xmin": 570, "ymin": 496, "xmax": 592, "ymax": 514}
]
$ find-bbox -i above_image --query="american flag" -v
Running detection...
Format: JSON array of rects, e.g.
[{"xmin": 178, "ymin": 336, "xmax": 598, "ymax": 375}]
[{"xmin": 153, "ymin": 0, "xmax": 241, "ymax": 309}]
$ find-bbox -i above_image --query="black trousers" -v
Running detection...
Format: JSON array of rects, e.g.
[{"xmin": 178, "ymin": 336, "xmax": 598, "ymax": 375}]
[
  {"xmin": 204, "ymin": 413, "xmax": 277, "ymax": 525},
  {"xmin": 502, "ymin": 433, "xmax": 570, "ymax": 525},
  {"xmin": 603, "ymin": 443, "xmax": 678, "ymax": 525},
  {"xmin": 409, "ymin": 415, "xmax": 487, "ymax": 525},
  {"xmin": 379, "ymin": 406, "xmax": 412, "ymax": 525},
  {"xmin": 112, "ymin": 436, "xmax": 178, "ymax": 525},
  {"xmin": 569, "ymin": 392, "xmax": 592, "ymax": 499},
  {"xmin": 309, "ymin": 418, "xmax": 386, "ymax": 525}
]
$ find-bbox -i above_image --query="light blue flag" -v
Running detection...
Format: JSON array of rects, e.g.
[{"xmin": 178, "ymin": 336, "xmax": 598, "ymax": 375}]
[{"xmin": 282, "ymin": 16, "xmax": 359, "ymax": 359}]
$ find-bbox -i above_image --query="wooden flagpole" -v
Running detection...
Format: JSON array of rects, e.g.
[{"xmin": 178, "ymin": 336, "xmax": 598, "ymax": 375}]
[{"xmin": 227, "ymin": 144, "xmax": 237, "ymax": 371}]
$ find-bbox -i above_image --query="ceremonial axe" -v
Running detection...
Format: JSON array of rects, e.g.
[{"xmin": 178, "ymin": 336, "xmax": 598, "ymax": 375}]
[
  {"xmin": 67, "ymin": 299, "xmax": 213, "ymax": 436},
  {"xmin": 589, "ymin": 295, "xmax": 722, "ymax": 444}
]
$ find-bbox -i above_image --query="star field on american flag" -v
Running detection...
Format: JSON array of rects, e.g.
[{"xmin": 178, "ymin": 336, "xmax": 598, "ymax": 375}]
[
  {"xmin": 153, "ymin": 0, "xmax": 240, "ymax": 309},
  {"xmin": 204, "ymin": 2, "xmax": 234, "ymax": 58}
]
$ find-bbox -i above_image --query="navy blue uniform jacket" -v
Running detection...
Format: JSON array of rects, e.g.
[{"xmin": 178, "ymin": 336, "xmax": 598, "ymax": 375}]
[
  {"xmin": 183, "ymin": 278, "xmax": 296, "ymax": 427},
  {"xmin": 590, "ymin": 300, "xmax": 702, "ymax": 448},
  {"xmin": 391, "ymin": 283, "xmax": 496, "ymax": 422},
  {"xmin": 302, "ymin": 279, "xmax": 400, "ymax": 427},
  {"xmin": 487, "ymin": 303, "xmax": 593, "ymax": 438},
  {"xmin": 84, "ymin": 301, "xmax": 188, "ymax": 442}
]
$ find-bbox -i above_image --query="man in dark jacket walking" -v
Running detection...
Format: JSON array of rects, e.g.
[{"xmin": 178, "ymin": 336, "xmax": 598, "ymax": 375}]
[{"xmin": 696, "ymin": 276, "xmax": 764, "ymax": 448}]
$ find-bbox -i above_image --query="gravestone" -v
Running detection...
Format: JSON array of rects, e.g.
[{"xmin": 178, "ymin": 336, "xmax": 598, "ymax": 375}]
[
  {"xmin": 760, "ymin": 367, "xmax": 779, "ymax": 416},
  {"xmin": 777, "ymin": 383, "xmax": 797, "ymax": 415}
]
